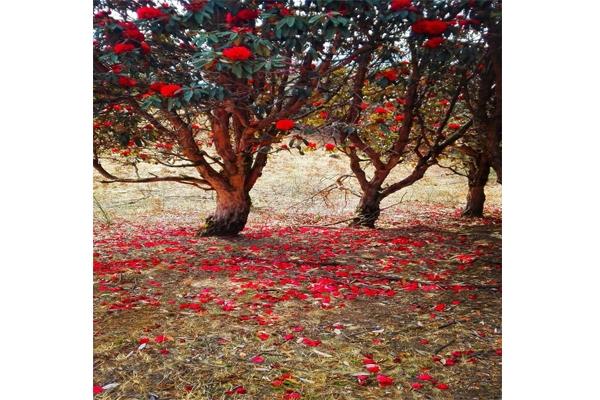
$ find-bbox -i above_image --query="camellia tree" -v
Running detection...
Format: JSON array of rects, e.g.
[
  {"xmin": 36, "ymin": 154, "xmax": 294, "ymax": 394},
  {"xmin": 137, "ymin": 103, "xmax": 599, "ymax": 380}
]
[
  {"xmin": 435, "ymin": 0, "xmax": 501, "ymax": 217},
  {"xmin": 296, "ymin": 0, "xmax": 485, "ymax": 227},
  {"xmin": 93, "ymin": 0, "xmax": 423, "ymax": 236}
]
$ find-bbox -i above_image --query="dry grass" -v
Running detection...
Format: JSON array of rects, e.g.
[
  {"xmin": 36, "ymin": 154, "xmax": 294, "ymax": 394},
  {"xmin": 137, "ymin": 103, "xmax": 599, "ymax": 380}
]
[{"xmin": 93, "ymin": 150, "xmax": 501, "ymax": 226}]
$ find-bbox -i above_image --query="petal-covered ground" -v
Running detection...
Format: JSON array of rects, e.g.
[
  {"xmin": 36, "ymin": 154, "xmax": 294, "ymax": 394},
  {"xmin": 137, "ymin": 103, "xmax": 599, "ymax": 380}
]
[{"xmin": 93, "ymin": 205, "xmax": 501, "ymax": 399}]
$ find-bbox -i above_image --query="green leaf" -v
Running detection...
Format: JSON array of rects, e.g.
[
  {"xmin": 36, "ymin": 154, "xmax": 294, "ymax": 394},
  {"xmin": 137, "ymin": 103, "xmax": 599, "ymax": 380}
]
[{"xmin": 231, "ymin": 63, "xmax": 243, "ymax": 79}]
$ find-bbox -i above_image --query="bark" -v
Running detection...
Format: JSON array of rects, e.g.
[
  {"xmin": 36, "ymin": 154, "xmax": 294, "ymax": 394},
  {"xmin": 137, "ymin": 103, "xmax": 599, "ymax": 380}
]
[
  {"xmin": 462, "ymin": 157, "xmax": 490, "ymax": 218},
  {"xmin": 350, "ymin": 189, "xmax": 381, "ymax": 228},
  {"xmin": 199, "ymin": 188, "xmax": 251, "ymax": 236}
]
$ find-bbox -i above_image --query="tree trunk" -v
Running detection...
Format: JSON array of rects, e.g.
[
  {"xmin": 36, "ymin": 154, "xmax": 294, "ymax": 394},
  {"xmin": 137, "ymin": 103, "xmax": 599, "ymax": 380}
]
[
  {"xmin": 462, "ymin": 157, "xmax": 490, "ymax": 218},
  {"xmin": 350, "ymin": 190, "xmax": 381, "ymax": 228},
  {"xmin": 199, "ymin": 189, "xmax": 251, "ymax": 236}
]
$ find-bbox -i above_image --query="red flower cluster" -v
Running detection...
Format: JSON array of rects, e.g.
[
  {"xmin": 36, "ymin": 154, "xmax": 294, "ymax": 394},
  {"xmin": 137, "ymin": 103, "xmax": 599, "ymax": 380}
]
[
  {"xmin": 119, "ymin": 21, "xmax": 144, "ymax": 41},
  {"xmin": 113, "ymin": 42, "xmax": 135, "ymax": 54},
  {"xmin": 374, "ymin": 106, "xmax": 388, "ymax": 114},
  {"xmin": 379, "ymin": 68, "xmax": 399, "ymax": 82},
  {"xmin": 325, "ymin": 143, "xmax": 336, "ymax": 152},
  {"xmin": 118, "ymin": 76, "xmax": 137, "ymax": 87},
  {"xmin": 185, "ymin": 0, "xmax": 207, "ymax": 12},
  {"xmin": 412, "ymin": 19, "xmax": 449, "ymax": 36},
  {"xmin": 423, "ymin": 37, "xmax": 444, "ymax": 48},
  {"xmin": 275, "ymin": 119, "xmax": 295, "ymax": 131},
  {"xmin": 136, "ymin": 7, "xmax": 164, "ymax": 19},
  {"xmin": 390, "ymin": 0, "xmax": 412, "ymax": 11},
  {"xmin": 226, "ymin": 9, "xmax": 259, "ymax": 25},
  {"xmin": 159, "ymin": 84, "xmax": 182, "ymax": 98},
  {"xmin": 222, "ymin": 46, "xmax": 252, "ymax": 61}
]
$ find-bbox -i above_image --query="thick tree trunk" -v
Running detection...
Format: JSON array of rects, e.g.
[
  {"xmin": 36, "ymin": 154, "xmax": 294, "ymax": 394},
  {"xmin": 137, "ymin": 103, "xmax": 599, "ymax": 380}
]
[
  {"xmin": 350, "ymin": 191, "xmax": 381, "ymax": 228},
  {"xmin": 199, "ymin": 189, "xmax": 251, "ymax": 236},
  {"xmin": 462, "ymin": 157, "xmax": 490, "ymax": 218}
]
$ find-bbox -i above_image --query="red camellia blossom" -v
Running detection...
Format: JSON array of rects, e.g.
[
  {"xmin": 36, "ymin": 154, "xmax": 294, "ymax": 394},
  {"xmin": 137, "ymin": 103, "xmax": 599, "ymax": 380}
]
[
  {"xmin": 113, "ymin": 42, "xmax": 135, "ymax": 54},
  {"xmin": 301, "ymin": 337, "xmax": 321, "ymax": 347},
  {"xmin": 236, "ymin": 9, "xmax": 259, "ymax": 20},
  {"xmin": 118, "ymin": 76, "xmax": 137, "ymax": 87},
  {"xmin": 136, "ymin": 7, "xmax": 164, "ymax": 19},
  {"xmin": 380, "ymin": 68, "xmax": 399, "ymax": 81},
  {"xmin": 324, "ymin": 143, "xmax": 336, "ymax": 152},
  {"xmin": 222, "ymin": 46, "xmax": 252, "ymax": 61},
  {"xmin": 154, "ymin": 335, "xmax": 168, "ymax": 343},
  {"xmin": 390, "ymin": 0, "xmax": 412, "ymax": 11},
  {"xmin": 376, "ymin": 374, "xmax": 394, "ymax": 387},
  {"xmin": 412, "ymin": 19, "xmax": 448, "ymax": 36},
  {"xmin": 374, "ymin": 106, "xmax": 388, "ymax": 114},
  {"xmin": 434, "ymin": 303, "xmax": 446, "ymax": 312},
  {"xmin": 283, "ymin": 390, "xmax": 302, "ymax": 400},
  {"xmin": 159, "ymin": 84, "xmax": 182, "ymax": 98},
  {"xmin": 275, "ymin": 119, "xmax": 295, "ymax": 131},
  {"xmin": 250, "ymin": 355, "xmax": 264, "ymax": 364},
  {"xmin": 138, "ymin": 337, "xmax": 150, "ymax": 344},
  {"xmin": 411, "ymin": 382, "xmax": 424, "ymax": 390},
  {"xmin": 424, "ymin": 37, "xmax": 444, "ymax": 48},
  {"xmin": 257, "ymin": 332, "xmax": 270, "ymax": 341},
  {"xmin": 93, "ymin": 385, "xmax": 104, "ymax": 395},
  {"xmin": 356, "ymin": 374, "xmax": 369, "ymax": 385},
  {"xmin": 417, "ymin": 373, "xmax": 433, "ymax": 381},
  {"xmin": 448, "ymin": 123, "xmax": 461, "ymax": 130},
  {"xmin": 436, "ymin": 383, "xmax": 449, "ymax": 390},
  {"xmin": 365, "ymin": 363, "xmax": 381, "ymax": 373},
  {"xmin": 306, "ymin": 142, "xmax": 317, "ymax": 150}
]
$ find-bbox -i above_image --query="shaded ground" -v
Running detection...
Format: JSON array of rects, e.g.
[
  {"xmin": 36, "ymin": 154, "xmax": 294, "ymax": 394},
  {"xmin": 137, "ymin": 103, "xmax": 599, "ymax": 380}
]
[{"xmin": 93, "ymin": 205, "xmax": 501, "ymax": 399}]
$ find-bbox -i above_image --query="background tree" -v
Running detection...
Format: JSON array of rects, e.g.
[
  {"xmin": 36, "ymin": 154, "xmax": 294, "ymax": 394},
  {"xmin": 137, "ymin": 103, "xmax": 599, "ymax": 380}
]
[
  {"xmin": 296, "ymin": 0, "xmax": 483, "ymax": 227},
  {"xmin": 93, "ymin": 0, "xmax": 399, "ymax": 236}
]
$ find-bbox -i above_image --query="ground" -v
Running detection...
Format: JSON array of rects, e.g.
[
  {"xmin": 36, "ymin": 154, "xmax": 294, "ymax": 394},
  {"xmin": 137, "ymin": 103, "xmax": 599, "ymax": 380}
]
[{"xmin": 93, "ymin": 151, "xmax": 501, "ymax": 399}]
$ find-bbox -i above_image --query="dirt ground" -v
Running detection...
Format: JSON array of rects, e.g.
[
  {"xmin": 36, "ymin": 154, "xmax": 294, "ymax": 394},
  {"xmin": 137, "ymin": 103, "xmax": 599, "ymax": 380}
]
[{"xmin": 93, "ymin": 151, "xmax": 501, "ymax": 399}]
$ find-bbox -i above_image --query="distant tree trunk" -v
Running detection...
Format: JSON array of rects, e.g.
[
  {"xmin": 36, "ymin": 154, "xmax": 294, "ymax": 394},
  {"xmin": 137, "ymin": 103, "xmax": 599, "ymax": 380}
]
[
  {"xmin": 350, "ymin": 189, "xmax": 381, "ymax": 228},
  {"xmin": 200, "ymin": 187, "xmax": 251, "ymax": 236},
  {"xmin": 462, "ymin": 156, "xmax": 490, "ymax": 218}
]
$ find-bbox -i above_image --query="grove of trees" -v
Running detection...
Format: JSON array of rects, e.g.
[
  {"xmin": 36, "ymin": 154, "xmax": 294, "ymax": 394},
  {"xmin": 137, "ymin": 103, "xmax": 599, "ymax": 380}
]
[{"xmin": 93, "ymin": 0, "xmax": 502, "ymax": 236}]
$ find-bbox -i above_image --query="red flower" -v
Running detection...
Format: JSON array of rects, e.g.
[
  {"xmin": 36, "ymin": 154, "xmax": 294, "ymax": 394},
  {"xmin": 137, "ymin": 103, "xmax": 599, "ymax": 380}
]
[
  {"xmin": 185, "ymin": 1, "xmax": 207, "ymax": 12},
  {"xmin": 136, "ymin": 7, "xmax": 164, "ymax": 19},
  {"xmin": 93, "ymin": 385, "xmax": 104, "ymax": 395},
  {"xmin": 236, "ymin": 9, "xmax": 259, "ymax": 21},
  {"xmin": 380, "ymin": 68, "xmax": 399, "ymax": 81},
  {"xmin": 113, "ymin": 43, "xmax": 135, "ymax": 54},
  {"xmin": 122, "ymin": 28, "xmax": 144, "ymax": 42},
  {"xmin": 250, "ymin": 355, "xmax": 265, "ymax": 364},
  {"xmin": 275, "ymin": 119, "xmax": 295, "ymax": 131},
  {"xmin": 376, "ymin": 374, "xmax": 394, "ymax": 387},
  {"xmin": 412, "ymin": 19, "xmax": 448, "ymax": 36},
  {"xmin": 436, "ymin": 383, "xmax": 449, "ymax": 390},
  {"xmin": 110, "ymin": 64, "xmax": 122, "ymax": 74},
  {"xmin": 222, "ymin": 46, "xmax": 252, "ymax": 61},
  {"xmin": 356, "ymin": 374, "xmax": 369, "ymax": 386},
  {"xmin": 225, "ymin": 386, "xmax": 247, "ymax": 395},
  {"xmin": 394, "ymin": 114, "xmax": 405, "ymax": 122},
  {"xmin": 118, "ymin": 76, "xmax": 137, "ymax": 88},
  {"xmin": 319, "ymin": 111, "xmax": 329, "ymax": 119},
  {"xmin": 301, "ymin": 337, "xmax": 321, "ymax": 347},
  {"xmin": 424, "ymin": 37, "xmax": 444, "ymax": 48},
  {"xmin": 257, "ymin": 332, "xmax": 270, "ymax": 341},
  {"xmin": 150, "ymin": 82, "xmax": 165, "ymax": 92},
  {"xmin": 433, "ymin": 303, "xmax": 446, "ymax": 312},
  {"xmin": 283, "ymin": 390, "xmax": 302, "ymax": 400},
  {"xmin": 360, "ymin": 102, "xmax": 369, "ymax": 110},
  {"xmin": 417, "ymin": 373, "xmax": 433, "ymax": 381},
  {"xmin": 159, "ymin": 84, "xmax": 182, "ymax": 98},
  {"xmin": 374, "ymin": 107, "xmax": 388, "ymax": 114},
  {"xmin": 306, "ymin": 142, "xmax": 317, "ymax": 150},
  {"xmin": 154, "ymin": 335, "xmax": 168, "ymax": 343},
  {"xmin": 390, "ymin": 0, "xmax": 412, "ymax": 11},
  {"xmin": 411, "ymin": 382, "xmax": 423, "ymax": 390},
  {"xmin": 138, "ymin": 337, "xmax": 150, "ymax": 344},
  {"xmin": 365, "ymin": 363, "xmax": 380, "ymax": 373},
  {"xmin": 448, "ymin": 123, "xmax": 461, "ymax": 130},
  {"xmin": 324, "ymin": 143, "xmax": 336, "ymax": 152}
]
